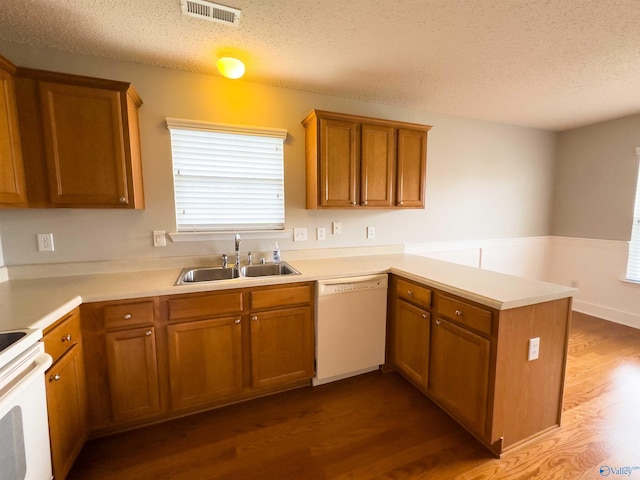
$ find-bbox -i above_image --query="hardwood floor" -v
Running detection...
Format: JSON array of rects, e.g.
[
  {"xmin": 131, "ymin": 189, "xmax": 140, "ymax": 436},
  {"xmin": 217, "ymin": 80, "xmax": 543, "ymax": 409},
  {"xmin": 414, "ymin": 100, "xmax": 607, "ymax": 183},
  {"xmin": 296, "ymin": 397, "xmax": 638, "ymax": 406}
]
[{"xmin": 68, "ymin": 312, "xmax": 640, "ymax": 479}]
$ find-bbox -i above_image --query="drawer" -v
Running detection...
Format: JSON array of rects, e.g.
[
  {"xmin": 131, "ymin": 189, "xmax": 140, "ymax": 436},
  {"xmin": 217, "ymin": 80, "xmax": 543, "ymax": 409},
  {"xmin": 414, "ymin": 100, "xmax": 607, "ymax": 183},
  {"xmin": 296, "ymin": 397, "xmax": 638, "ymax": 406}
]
[
  {"xmin": 437, "ymin": 294, "xmax": 492, "ymax": 336},
  {"xmin": 167, "ymin": 291, "xmax": 243, "ymax": 322},
  {"xmin": 104, "ymin": 301, "xmax": 154, "ymax": 330},
  {"xmin": 44, "ymin": 308, "xmax": 81, "ymax": 364},
  {"xmin": 396, "ymin": 278, "xmax": 432, "ymax": 309},
  {"xmin": 249, "ymin": 283, "xmax": 313, "ymax": 311}
]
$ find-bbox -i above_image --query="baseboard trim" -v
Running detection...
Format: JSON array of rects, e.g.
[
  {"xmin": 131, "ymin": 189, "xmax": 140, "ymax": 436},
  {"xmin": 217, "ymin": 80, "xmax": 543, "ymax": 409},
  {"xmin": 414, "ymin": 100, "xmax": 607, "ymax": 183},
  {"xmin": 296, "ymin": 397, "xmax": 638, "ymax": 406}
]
[{"xmin": 573, "ymin": 299, "xmax": 640, "ymax": 330}]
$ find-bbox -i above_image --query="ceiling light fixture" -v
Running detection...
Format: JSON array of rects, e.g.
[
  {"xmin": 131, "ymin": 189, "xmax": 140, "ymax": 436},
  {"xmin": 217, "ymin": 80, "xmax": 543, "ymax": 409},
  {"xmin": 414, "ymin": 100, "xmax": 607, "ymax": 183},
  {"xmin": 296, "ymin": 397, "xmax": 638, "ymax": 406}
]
[{"xmin": 216, "ymin": 57, "xmax": 245, "ymax": 79}]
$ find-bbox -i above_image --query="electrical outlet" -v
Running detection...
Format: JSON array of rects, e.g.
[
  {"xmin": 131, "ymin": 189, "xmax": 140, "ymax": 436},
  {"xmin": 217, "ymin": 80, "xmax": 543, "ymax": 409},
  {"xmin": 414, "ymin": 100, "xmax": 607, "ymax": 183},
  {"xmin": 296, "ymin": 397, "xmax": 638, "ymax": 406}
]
[
  {"xmin": 293, "ymin": 227, "xmax": 308, "ymax": 242},
  {"xmin": 528, "ymin": 337, "xmax": 540, "ymax": 361},
  {"xmin": 332, "ymin": 221, "xmax": 342, "ymax": 235},
  {"xmin": 316, "ymin": 227, "xmax": 326, "ymax": 241},
  {"xmin": 367, "ymin": 226, "xmax": 375, "ymax": 239},
  {"xmin": 153, "ymin": 230, "xmax": 166, "ymax": 247},
  {"xmin": 37, "ymin": 233, "xmax": 55, "ymax": 252}
]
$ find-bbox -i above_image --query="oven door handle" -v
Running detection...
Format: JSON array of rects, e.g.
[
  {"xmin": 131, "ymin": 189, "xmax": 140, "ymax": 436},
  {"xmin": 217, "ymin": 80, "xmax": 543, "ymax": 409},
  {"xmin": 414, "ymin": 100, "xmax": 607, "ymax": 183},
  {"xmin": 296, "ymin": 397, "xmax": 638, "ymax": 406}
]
[{"xmin": 0, "ymin": 352, "xmax": 53, "ymax": 411}]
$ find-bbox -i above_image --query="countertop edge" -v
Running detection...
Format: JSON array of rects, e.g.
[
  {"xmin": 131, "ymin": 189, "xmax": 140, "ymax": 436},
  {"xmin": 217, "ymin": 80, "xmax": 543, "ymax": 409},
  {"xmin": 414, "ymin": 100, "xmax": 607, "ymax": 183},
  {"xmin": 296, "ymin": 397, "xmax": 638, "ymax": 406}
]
[{"xmin": 0, "ymin": 254, "xmax": 576, "ymax": 333}]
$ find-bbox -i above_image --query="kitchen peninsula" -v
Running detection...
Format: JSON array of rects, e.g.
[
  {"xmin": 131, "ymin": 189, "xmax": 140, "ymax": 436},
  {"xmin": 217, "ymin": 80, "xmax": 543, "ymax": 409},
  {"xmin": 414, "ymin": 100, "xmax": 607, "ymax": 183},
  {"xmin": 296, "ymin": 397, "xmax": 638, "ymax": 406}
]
[{"xmin": 0, "ymin": 253, "xmax": 575, "ymax": 460}]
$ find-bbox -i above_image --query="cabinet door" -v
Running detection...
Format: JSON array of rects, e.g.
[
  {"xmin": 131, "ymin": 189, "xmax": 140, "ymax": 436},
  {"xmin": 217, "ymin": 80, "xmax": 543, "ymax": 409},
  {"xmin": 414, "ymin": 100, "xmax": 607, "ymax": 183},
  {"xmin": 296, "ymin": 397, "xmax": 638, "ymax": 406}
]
[
  {"xmin": 250, "ymin": 306, "xmax": 314, "ymax": 390},
  {"xmin": 319, "ymin": 118, "xmax": 358, "ymax": 207},
  {"xmin": 391, "ymin": 299, "xmax": 430, "ymax": 390},
  {"xmin": 429, "ymin": 317, "xmax": 490, "ymax": 436},
  {"xmin": 396, "ymin": 128, "xmax": 427, "ymax": 207},
  {"xmin": 361, "ymin": 123, "xmax": 395, "ymax": 207},
  {"xmin": 39, "ymin": 82, "xmax": 130, "ymax": 207},
  {"xmin": 46, "ymin": 344, "xmax": 87, "ymax": 480},
  {"xmin": 168, "ymin": 316, "xmax": 243, "ymax": 410},
  {"xmin": 105, "ymin": 326, "xmax": 160, "ymax": 422},
  {"xmin": 0, "ymin": 64, "xmax": 27, "ymax": 207}
]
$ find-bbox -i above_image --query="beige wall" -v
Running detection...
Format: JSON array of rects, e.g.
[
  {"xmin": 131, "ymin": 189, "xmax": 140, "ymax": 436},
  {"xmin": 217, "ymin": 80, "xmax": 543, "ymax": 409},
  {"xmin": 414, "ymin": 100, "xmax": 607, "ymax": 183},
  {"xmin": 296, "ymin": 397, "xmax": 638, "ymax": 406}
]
[
  {"xmin": 552, "ymin": 113, "xmax": 640, "ymax": 241},
  {"xmin": 0, "ymin": 42, "xmax": 557, "ymax": 266}
]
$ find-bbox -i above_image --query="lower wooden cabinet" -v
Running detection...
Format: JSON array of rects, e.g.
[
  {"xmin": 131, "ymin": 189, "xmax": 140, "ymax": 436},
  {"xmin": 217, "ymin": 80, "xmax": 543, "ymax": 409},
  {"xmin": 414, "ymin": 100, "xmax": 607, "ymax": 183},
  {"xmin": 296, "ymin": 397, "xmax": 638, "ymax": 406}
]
[
  {"xmin": 388, "ymin": 274, "xmax": 573, "ymax": 456},
  {"xmin": 428, "ymin": 317, "xmax": 490, "ymax": 435},
  {"xmin": 390, "ymin": 299, "xmax": 430, "ymax": 390},
  {"xmin": 81, "ymin": 298, "xmax": 162, "ymax": 433},
  {"xmin": 81, "ymin": 282, "xmax": 315, "ymax": 435},
  {"xmin": 105, "ymin": 326, "xmax": 161, "ymax": 422},
  {"xmin": 43, "ymin": 308, "xmax": 87, "ymax": 480},
  {"xmin": 249, "ymin": 306, "xmax": 314, "ymax": 390},
  {"xmin": 167, "ymin": 316, "xmax": 243, "ymax": 409},
  {"xmin": 46, "ymin": 344, "xmax": 87, "ymax": 480}
]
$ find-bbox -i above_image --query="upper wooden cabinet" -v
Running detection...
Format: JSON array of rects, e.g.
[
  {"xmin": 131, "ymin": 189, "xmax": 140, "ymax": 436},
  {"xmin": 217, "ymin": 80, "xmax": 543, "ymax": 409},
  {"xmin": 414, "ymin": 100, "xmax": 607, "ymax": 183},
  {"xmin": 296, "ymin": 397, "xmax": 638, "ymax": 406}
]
[
  {"xmin": 0, "ymin": 56, "xmax": 27, "ymax": 207},
  {"xmin": 14, "ymin": 68, "xmax": 144, "ymax": 208},
  {"xmin": 302, "ymin": 110, "xmax": 430, "ymax": 209}
]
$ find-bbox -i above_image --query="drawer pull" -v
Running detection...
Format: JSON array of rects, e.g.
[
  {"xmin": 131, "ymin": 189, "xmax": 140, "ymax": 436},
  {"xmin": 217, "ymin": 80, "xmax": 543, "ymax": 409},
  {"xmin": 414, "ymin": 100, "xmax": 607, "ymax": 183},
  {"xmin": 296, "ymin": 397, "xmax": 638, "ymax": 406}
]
[
  {"xmin": 251, "ymin": 315, "xmax": 258, "ymax": 321},
  {"xmin": 422, "ymin": 313, "xmax": 428, "ymax": 319},
  {"xmin": 234, "ymin": 319, "xmax": 241, "ymax": 324},
  {"xmin": 455, "ymin": 309, "xmax": 463, "ymax": 317},
  {"xmin": 124, "ymin": 314, "xmax": 132, "ymax": 320},
  {"xmin": 118, "ymin": 196, "xmax": 127, "ymax": 203},
  {"xmin": 435, "ymin": 320, "xmax": 441, "ymax": 326},
  {"xmin": 145, "ymin": 330, "xmax": 152, "ymax": 336},
  {"xmin": 407, "ymin": 290, "xmax": 413, "ymax": 296},
  {"xmin": 61, "ymin": 334, "xmax": 72, "ymax": 342},
  {"xmin": 49, "ymin": 374, "xmax": 61, "ymax": 382}
]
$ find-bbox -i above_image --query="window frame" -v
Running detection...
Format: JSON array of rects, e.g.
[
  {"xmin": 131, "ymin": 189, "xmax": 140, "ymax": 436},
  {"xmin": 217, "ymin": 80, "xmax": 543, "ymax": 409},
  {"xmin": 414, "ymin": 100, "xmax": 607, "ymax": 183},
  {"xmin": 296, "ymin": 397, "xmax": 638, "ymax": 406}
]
[
  {"xmin": 166, "ymin": 118, "xmax": 288, "ymax": 237},
  {"xmin": 625, "ymin": 147, "xmax": 640, "ymax": 283}
]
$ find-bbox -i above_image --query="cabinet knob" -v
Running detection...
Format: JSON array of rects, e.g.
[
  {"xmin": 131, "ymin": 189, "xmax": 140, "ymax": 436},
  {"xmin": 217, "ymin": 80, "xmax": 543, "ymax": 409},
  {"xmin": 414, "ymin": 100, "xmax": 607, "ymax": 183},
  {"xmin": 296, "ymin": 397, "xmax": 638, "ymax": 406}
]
[
  {"xmin": 234, "ymin": 319, "xmax": 241, "ymax": 324},
  {"xmin": 118, "ymin": 196, "xmax": 127, "ymax": 203},
  {"xmin": 407, "ymin": 290, "xmax": 413, "ymax": 296},
  {"xmin": 61, "ymin": 334, "xmax": 72, "ymax": 342},
  {"xmin": 351, "ymin": 201, "xmax": 357, "ymax": 205},
  {"xmin": 49, "ymin": 374, "xmax": 61, "ymax": 382},
  {"xmin": 455, "ymin": 309, "xmax": 463, "ymax": 317},
  {"xmin": 399, "ymin": 201, "xmax": 404, "ymax": 205},
  {"xmin": 362, "ymin": 201, "xmax": 368, "ymax": 205},
  {"xmin": 124, "ymin": 313, "xmax": 132, "ymax": 320},
  {"xmin": 145, "ymin": 330, "xmax": 152, "ymax": 336},
  {"xmin": 435, "ymin": 320, "xmax": 441, "ymax": 326},
  {"xmin": 422, "ymin": 313, "xmax": 428, "ymax": 319},
  {"xmin": 251, "ymin": 315, "xmax": 258, "ymax": 321}
]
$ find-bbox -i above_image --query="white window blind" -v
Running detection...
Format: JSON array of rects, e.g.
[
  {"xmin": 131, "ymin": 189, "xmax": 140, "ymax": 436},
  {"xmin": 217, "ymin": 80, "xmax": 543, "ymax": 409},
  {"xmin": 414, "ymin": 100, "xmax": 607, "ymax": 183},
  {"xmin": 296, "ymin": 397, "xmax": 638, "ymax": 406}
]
[
  {"xmin": 167, "ymin": 118, "xmax": 287, "ymax": 232},
  {"xmin": 626, "ymin": 154, "xmax": 640, "ymax": 282}
]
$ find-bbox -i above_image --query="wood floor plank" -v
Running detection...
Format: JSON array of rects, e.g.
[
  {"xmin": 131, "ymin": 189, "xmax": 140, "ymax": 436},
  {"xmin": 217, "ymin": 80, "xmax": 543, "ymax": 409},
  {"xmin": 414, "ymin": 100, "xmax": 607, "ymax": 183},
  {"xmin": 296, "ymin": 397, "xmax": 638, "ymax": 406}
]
[{"xmin": 68, "ymin": 312, "xmax": 640, "ymax": 479}]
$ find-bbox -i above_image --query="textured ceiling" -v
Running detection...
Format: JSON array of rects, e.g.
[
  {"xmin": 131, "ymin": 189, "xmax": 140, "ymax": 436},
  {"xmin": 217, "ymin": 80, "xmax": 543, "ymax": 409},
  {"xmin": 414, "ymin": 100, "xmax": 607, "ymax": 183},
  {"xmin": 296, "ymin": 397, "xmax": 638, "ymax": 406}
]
[{"xmin": 1, "ymin": 0, "xmax": 639, "ymax": 131}]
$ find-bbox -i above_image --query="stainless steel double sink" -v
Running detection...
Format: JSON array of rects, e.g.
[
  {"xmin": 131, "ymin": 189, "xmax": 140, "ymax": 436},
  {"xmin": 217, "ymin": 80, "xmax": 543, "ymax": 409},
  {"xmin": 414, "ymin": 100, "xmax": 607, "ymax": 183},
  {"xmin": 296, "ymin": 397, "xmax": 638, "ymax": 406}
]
[{"xmin": 175, "ymin": 262, "xmax": 300, "ymax": 285}]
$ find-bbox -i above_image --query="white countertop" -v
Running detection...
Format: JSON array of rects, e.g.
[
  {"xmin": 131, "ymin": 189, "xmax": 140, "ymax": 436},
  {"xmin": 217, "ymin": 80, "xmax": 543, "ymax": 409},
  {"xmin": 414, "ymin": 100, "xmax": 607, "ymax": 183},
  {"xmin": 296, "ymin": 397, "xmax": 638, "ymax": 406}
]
[{"xmin": 0, "ymin": 254, "xmax": 575, "ymax": 332}]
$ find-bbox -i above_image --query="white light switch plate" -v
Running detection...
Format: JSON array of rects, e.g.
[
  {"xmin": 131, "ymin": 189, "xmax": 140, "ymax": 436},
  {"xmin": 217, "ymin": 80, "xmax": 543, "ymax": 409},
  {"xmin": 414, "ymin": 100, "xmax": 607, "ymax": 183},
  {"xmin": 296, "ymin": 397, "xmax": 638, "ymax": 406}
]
[
  {"xmin": 367, "ymin": 226, "xmax": 375, "ymax": 239},
  {"xmin": 316, "ymin": 227, "xmax": 326, "ymax": 241},
  {"xmin": 294, "ymin": 227, "xmax": 308, "ymax": 241}
]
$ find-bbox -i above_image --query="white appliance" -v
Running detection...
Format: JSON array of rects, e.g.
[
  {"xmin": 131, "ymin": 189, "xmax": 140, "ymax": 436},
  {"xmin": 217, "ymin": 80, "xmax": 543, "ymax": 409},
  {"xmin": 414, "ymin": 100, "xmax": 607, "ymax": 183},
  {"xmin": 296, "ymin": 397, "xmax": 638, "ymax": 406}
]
[
  {"xmin": 0, "ymin": 329, "xmax": 53, "ymax": 480},
  {"xmin": 314, "ymin": 274, "xmax": 388, "ymax": 386}
]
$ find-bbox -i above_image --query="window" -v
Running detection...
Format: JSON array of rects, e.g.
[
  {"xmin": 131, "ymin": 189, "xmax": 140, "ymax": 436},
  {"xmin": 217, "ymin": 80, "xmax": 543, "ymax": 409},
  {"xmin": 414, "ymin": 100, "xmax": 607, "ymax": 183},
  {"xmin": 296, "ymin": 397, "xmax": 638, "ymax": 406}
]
[
  {"xmin": 626, "ymin": 149, "xmax": 640, "ymax": 282},
  {"xmin": 167, "ymin": 118, "xmax": 287, "ymax": 232}
]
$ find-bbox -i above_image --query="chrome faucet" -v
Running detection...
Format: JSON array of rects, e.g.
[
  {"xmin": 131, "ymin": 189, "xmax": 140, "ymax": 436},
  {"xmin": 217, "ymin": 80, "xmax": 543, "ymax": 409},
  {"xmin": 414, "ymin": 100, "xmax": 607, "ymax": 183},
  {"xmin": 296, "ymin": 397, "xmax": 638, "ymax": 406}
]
[
  {"xmin": 234, "ymin": 234, "xmax": 241, "ymax": 269},
  {"xmin": 221, "ymin": 253, "xmax": 228, "ymax": 269}
]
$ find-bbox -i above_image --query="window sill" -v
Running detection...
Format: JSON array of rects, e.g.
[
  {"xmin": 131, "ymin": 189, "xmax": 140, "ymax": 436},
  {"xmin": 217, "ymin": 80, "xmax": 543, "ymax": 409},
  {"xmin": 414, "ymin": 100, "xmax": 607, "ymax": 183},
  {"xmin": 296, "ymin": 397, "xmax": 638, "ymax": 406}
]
[
  {"xmin": 169, "ymin": 230, "xmax": 292, "ymax": 243},
  {"xmin": 620, "ymin": 278, "xmax": 640, "ymax": 286}
]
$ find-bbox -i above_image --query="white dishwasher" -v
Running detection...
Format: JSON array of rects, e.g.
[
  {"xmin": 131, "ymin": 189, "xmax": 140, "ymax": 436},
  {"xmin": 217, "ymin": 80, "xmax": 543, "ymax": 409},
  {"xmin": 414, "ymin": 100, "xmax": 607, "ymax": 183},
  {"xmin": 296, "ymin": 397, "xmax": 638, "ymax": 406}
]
[{"xmin": 313, "ymin": 274, "xmax": 388, "ymax": 386}]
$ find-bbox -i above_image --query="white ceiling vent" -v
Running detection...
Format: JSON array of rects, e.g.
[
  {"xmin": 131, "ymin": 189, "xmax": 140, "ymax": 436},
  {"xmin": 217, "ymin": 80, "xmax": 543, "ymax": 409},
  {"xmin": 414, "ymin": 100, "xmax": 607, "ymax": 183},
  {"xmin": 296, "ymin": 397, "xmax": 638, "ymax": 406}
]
[{"xmin": 180, "ymin": 0, "xmax": 241, "ymax": 26}]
